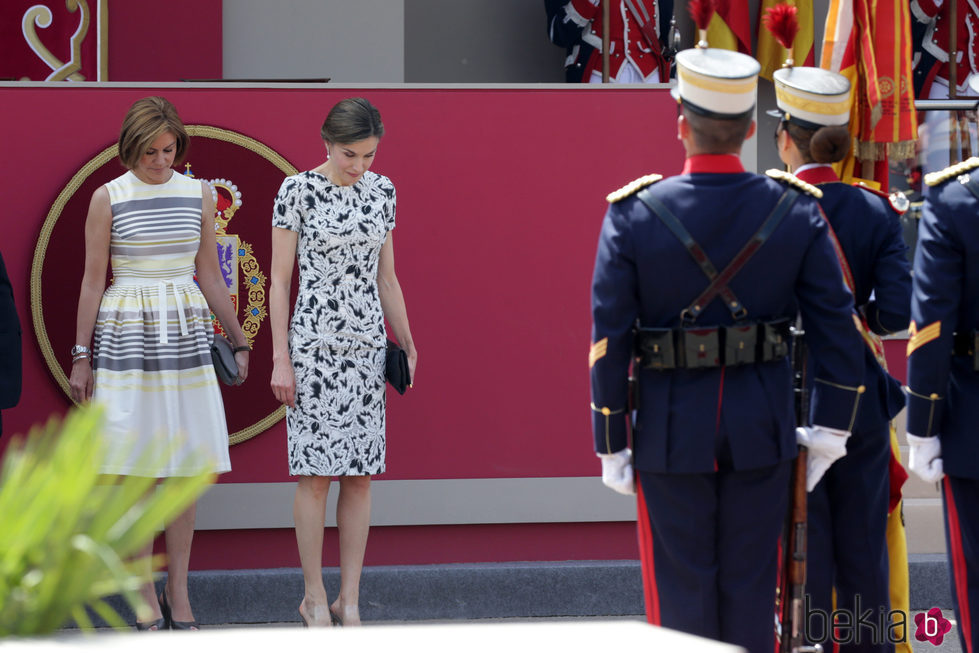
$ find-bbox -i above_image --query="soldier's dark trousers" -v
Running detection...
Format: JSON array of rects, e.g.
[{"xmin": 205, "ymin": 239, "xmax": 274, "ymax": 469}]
[
  {"xmin": 942, "ymin": 475, "xmax": 979, "ymax": 653},
  {"xmin": 805, "ymin": 422, "xmax": 893, "ymax": 652},
  {"xmin": 637, "ymin": 460, "xmax": 792, "ymax": 653}
]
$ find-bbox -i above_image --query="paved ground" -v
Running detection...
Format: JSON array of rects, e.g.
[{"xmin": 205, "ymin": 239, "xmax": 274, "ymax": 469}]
[
  {"xmin": 62, "ymin": 613, "xmax": 965, "ymax": 652},
  {"xmin": 908, "ymin": 611, "xmax": 961, "ymax": 653},
  {"xmin": 228, "ymin": 612, "xmax": 967, "ymax": 652}
]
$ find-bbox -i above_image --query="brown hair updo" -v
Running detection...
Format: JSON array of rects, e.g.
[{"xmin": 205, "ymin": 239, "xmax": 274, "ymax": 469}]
[
  {"xmin": 785, "ymin": 122, "xmax": 851, "ymax": 165},
  {"xmin": 320, "ymin": 97, "xmax": 384, "ymax": 145}
]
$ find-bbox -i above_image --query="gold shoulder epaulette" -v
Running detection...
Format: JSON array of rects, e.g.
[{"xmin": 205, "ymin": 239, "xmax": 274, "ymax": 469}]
[
  {"xmin": 606, "ymin": 173, "xmax": 663, "ymax": 203},
  {"xmin": 924, "ymin": 157, "xmax": 979, "ymax": 187},
  {"xmin": 765, "ymin": 169, "xmax": 824, "ymax": 198}
]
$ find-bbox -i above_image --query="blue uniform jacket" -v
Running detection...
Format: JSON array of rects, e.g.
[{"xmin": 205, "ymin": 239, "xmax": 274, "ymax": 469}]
[
  {"xmin": 797, "ymin": 166, "xmax": 911, "ymax": 431},
  {"xmin": 590, "ymin": 156, "xmax": 865, "ymax": 474},
  {"xmin": 907, "ymin": 159, "xmax": 979, "ymax": 478}
]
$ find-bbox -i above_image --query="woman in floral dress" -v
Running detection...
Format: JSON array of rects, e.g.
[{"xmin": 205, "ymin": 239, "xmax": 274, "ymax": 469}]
[{"xmin": 270, "ymin": 97, "xmax": 416, "ymax": 627}]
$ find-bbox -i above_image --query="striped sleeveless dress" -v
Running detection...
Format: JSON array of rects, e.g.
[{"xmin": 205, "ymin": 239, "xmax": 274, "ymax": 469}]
[{"xmin": 92, "ymin": 170, "xmax": 231, "ymax": 477}]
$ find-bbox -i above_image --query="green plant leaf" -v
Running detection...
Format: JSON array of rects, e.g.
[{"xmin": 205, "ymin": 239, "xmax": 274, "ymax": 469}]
[{"xmin": 0, "ymin": 405, "xmax": 215, "ymax": 636}]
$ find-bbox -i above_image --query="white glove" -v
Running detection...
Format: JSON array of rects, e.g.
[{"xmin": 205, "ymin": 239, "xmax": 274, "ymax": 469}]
[
  {"xmin": 598, "ymin": 449, "xmax": 635, "ymax": 495},
  {"xmin": 907, "ymin": 433, "xmax": 944, "ymax": 484},
  {"xmin": 795, "ymin": 426, "xmax": 850, "ymax": 492}
]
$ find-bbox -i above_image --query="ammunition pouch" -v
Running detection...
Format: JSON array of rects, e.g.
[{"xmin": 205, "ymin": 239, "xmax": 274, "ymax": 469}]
[{"xmin": 635, "ymin": 319, "xmax": 791, "ymax": 370}]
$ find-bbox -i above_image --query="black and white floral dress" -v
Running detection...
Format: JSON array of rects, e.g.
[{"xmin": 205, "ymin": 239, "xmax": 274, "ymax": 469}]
[{"xmin": 273, "ymin": 170, "xmax": 395, "ymax": 476}]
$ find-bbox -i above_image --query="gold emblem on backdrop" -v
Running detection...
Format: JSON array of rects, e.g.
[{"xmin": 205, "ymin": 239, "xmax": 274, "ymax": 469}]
[
  {"xmin": 18, "ymin": 0, "xmax": 108, "ymax": 81},
  {"xmin": 32, "ymin": 125, "xmax": 297, "ymax": 445},
  {"xmin": 184, "ymin": 165, "xmax": 269, "ymax": 349}
]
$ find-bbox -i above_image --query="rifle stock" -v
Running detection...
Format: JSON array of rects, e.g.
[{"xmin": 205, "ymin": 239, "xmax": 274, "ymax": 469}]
[{"xmin": 779, "ymin": 327, "xmax": 822, "ymax": 653}]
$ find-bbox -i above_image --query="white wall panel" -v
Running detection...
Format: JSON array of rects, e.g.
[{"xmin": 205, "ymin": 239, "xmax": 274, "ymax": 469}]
[{"xmin": 222, "ymin": 0, "xmax": 405, "ymax": 82}]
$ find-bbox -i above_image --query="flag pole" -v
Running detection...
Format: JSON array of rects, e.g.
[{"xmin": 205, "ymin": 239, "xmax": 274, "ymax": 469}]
[
  {"xmin": 602, "ymin": 0, "xmax": 610, "ymax": 82},
  {"xmin": 950, "ymin": 0, "xmax": 959, "ymax": 99},
  {"xmin": 949, "ymin": 0, "xmax": 966, "ymax": 161}
]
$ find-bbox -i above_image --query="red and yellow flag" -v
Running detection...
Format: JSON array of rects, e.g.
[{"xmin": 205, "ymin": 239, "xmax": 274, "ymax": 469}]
[
  {"xmin": 821, "ymin": 0, "xmax": 918, "ymax": 185},
  {"xmin": 757, "ymin": 0, "xmax": 814, "ymax": 80},
  {"xmin": 706, "ymin": 1, "xmax": 752, "ymax": 54}
]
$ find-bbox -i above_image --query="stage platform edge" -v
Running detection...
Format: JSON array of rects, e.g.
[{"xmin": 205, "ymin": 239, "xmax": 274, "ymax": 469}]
[{"xmin": 76, "ymin": 555, "xmax": 951, "ymax": 626}]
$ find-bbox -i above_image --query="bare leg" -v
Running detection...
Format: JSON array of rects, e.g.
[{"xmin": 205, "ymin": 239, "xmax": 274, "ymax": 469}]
[
  {"xmin": 107, "ymin": 479, "xmax": 161, "ymax": 628},
  {"xmin": 162, "ymin": 502, "xmax": 197, "ymax": 624},
  {"xmin": 295, "ymin": 475, "xmax": 332, "ymax": 626},
  {"xmin": 134, "ymin": 540, "xmax": 163, "ymax": 626},
  {"xmin": 331, "ymin": 474, "xmax": 371, "ymax": 626}
]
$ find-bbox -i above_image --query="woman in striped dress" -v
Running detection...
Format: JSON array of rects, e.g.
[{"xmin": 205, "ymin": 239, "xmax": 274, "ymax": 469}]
[{"xmin": 69, "ymin": 97, "xmax": 249, "ymax": 630}]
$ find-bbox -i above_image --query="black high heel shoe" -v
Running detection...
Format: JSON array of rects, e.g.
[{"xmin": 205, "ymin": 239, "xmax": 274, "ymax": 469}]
[
  {"xmin": 159, "ymin": 588, "xmax": 200, "ymax": 631},
  {"xmin": 134, "ymin": 617, "xmax": 167, "ymax": 631}
]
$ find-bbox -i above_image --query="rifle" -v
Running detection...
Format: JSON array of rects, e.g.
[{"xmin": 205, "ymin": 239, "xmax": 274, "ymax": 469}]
[{"xmin": 778, "ymin": 325, "xmax": 822, "ymax": 653}]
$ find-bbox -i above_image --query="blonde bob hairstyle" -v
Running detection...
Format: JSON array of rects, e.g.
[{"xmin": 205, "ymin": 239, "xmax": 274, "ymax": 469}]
[{"xmin": 117, "ymin": 96, "xmax": 190, "ymax": 170}]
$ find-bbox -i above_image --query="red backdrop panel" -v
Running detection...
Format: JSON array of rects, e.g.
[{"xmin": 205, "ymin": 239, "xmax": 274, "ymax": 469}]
[
  {"xmin": 107, "ymin": 1, "xmax": 222, "ymax": 81},
  {"xmin": 184, "ymin": 522, "xmax": 641, "ymax": 571},
  {"xmin": 883, "ymin": 338, "xmax": 908, "ymax": 385},
  {"xmin": 0, "ymin": 85, "xmax": 683, "ymax": 565}
]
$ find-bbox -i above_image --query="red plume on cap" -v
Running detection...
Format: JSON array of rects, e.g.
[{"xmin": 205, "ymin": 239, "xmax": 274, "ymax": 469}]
[
  {"xmin": 688, "ymin": 0, "xmax": 717, "ymax": 48},
  {"xmin": 761, "ymin": 2, "xmax": 799, "ymax": 66},
  {"xmin": 688, "ymin": 0, "xmax": 716, "ymax": 31}
]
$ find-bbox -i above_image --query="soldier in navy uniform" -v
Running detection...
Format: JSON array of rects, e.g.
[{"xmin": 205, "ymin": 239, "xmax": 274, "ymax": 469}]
[
  {"xmin": 0, "ymin": 249, "xmax": 21, "ymax": 438},
  {"xmin": 772, "ymin": 65, "xmax": 911, "ymax": 652},
  {"xmin": 905, "ymin": 152, "xmax": 979, "ymax": 653},
  {"xmin": 589, "ymin": 44, "xmax": 866, "ymax": 653}
]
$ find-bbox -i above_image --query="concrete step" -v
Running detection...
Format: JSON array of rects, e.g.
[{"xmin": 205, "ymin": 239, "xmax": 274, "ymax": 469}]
[
  {"xmin": 903, "ymin": 498, "xmax": 946, "ymax": 554},
  {"xmin": 74, "ymin": 558, "xmax": 954, "ymax": 628}
]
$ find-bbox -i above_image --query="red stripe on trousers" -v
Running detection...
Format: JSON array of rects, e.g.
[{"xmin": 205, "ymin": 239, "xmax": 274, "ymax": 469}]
[
  {"xmin": 636, "ymin": 479, "xmax": 662, "ymax": 625},
  {"xmin": 944, "ymin": 477, "xmax": 974, "ymax": 653}
]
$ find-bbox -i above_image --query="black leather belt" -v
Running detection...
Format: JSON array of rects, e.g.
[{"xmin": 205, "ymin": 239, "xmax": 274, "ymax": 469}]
[{"xmin": 635, "ymin": 319, "xmax": 792, "ymax": 370}]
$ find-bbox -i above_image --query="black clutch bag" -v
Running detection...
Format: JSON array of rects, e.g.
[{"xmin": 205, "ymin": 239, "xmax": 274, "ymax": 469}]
[
  {"xmin": 385, "ymin": 339, "xmax": 410, "ymax": 395},
  {"xmin": 211, "ymin": 335, "xmax": 239, "ymax": 386}
]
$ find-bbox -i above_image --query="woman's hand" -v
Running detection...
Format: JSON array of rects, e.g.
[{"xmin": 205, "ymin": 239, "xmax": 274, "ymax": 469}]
[
  {"xmin": 69, "ymin": 359, "xmax": 94, "ymax": 404},
  {"xmin": 271, "ymin": 358, "xmax": 297, "ymax": 408},
  {"xmin": 234, "ymin": 350, "xmax": 249, "ymax": 385},
  {"xmin": 406, "ymin": 343, "xmax": 418, "ymax": 387}
]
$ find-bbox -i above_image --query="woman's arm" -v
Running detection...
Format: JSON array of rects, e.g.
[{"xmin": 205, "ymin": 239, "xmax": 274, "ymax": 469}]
[
  {"xmin": 377, "ymin": 233, "xmax": 417, "ymax": 382},
  {"xmin": 269, "ymin": 226, "xmax": 298, "ymax": 407},
  {"xmin": 69, "ymin": 186, "xmax": 112, "ymax": 403},
  {"xmin": 195, "ymin": 181, "xmax": 250, "ymax": 382}
]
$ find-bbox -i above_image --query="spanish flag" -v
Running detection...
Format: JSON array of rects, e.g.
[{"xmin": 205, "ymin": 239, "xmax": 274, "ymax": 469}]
[
  {"xmin": 757, "ymin": 0, "xmax": 814, "ymax": 80},
  {"xmin": 706, "ymin": 1, "xmax": 752, "ymax": 54}
]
